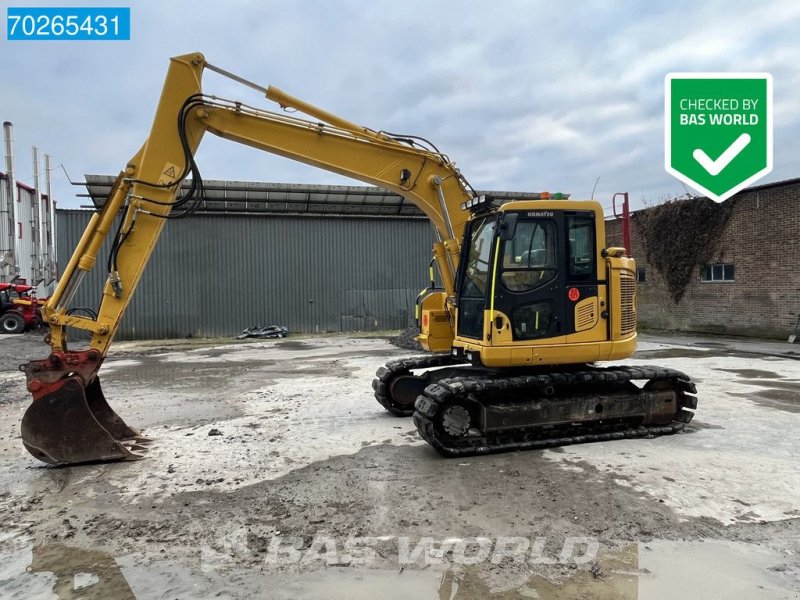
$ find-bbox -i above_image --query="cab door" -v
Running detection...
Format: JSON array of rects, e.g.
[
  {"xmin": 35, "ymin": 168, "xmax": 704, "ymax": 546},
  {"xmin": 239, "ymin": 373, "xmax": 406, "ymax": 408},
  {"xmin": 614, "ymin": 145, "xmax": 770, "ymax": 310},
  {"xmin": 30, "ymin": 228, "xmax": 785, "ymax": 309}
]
[
  {"xmin": 456, "ymin": 216, "xmax": 496, "ymax": 340},
  {"xmin": 491, "ymin": 213, "xmax": 567, "ymax": 341},
  {"xmin": 563, "ymin": 211, "xmax": 603, "ymax": 340}
]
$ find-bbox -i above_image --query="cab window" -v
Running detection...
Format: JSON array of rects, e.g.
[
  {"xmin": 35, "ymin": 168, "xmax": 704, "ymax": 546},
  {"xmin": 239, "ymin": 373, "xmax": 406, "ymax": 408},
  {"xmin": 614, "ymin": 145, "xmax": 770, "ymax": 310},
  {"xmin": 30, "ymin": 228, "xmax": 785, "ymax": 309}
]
[
  {"xmin": 462, "ymin": 218, "xmax": 496, "ymax": 298},
  {"xmin": 567, "ymin": 217, "xmax": 595, "ymax": 280},
  {"xmin": 457, "ymin": 217, "xmax": 496, "ymax": 339},
  {"xmin": 500, "ymin": 220, "xmax": 556, "ymax": 292}
]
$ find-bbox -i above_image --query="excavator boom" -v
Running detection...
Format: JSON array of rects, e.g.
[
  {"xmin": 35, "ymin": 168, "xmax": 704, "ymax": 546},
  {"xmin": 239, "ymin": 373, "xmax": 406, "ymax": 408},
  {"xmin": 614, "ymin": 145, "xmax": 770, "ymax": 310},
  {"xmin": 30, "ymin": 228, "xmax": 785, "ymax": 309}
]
[{"xmin": 21, "ymin": 52, "xmax": 475, "ymax": 465}]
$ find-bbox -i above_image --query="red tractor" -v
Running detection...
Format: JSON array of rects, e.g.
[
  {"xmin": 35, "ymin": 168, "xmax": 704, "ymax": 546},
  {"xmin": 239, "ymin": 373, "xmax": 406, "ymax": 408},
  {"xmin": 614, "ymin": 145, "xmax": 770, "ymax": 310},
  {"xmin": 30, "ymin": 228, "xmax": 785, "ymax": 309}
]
[{"xmin": 0, "ymin": 283, "xmax": 45, "ymax": 334}]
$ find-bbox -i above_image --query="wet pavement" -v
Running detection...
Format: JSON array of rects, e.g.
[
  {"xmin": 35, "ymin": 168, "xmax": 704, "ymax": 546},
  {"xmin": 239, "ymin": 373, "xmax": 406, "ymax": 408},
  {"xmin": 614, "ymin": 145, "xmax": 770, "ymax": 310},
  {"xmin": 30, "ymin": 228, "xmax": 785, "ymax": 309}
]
[
  {"xmin": 0, "ymin": 537, "xmax": 796, "ymax": 599},
  {"xmin": 0, "ymin": 332, "xmax": 798, "ymax": 598}
]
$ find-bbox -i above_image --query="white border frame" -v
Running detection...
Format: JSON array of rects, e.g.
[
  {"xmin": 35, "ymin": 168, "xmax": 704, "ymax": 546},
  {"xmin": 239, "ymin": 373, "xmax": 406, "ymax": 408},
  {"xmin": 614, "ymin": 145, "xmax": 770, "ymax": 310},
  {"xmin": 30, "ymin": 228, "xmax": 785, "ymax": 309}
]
[{"xmin": 664, "ymin": 72, "xmax": 773, "ymax": 203}]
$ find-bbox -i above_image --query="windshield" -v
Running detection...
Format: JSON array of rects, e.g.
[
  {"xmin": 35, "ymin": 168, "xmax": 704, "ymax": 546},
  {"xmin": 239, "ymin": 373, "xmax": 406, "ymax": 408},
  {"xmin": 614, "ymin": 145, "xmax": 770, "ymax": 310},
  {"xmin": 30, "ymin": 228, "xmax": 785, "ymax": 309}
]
[{"xmin": 461, "ymin": 217, "xmax": 496, "ymax": 298}]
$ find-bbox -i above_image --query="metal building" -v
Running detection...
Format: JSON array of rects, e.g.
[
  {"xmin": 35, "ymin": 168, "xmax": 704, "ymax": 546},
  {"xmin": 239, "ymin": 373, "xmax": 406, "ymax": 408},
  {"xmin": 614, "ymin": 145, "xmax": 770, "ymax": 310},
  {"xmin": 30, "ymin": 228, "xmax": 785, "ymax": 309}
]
[
  {"xmin": 1, "ymin": 122, "xmax": 57, "ymax": 294},
  {"xmin": 60, "ymin": 176, "xmax": 542, "ymax": 340}
]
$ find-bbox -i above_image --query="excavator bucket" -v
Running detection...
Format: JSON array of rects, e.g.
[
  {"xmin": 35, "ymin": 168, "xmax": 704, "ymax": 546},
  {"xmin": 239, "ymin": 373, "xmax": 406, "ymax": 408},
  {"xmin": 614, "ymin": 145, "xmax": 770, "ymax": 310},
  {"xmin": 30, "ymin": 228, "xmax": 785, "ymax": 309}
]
[{"xmin": 21, "ymin": 376, "xmax": 150, "ymax": 466}]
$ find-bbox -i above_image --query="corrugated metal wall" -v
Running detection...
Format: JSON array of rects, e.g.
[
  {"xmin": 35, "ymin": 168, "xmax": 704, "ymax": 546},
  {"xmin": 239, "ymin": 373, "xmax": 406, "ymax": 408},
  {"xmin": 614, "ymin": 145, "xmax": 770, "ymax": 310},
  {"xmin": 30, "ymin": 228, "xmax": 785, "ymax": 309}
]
[
  {"xmin": 57, "ymin": 210, "xmax": 435, "ymax": 340},
  {"xmin": 0, "ymin": 174, "xmax": 54, "ymax": 294},
  {"xmin": 16, "ymin": 185, "xmax": 35, "ymax": 283},
  {"xmin": 0, "ymin": 175, "xmax": 8, "ymax": 256}
]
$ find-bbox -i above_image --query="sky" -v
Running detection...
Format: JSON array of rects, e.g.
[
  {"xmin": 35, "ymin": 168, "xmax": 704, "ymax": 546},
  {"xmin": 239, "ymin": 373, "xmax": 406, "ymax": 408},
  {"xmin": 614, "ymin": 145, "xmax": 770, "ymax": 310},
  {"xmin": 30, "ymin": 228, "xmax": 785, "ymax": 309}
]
[{"xmin": 1, "ymin": 0, "xmax": 799, "ymax": 214}]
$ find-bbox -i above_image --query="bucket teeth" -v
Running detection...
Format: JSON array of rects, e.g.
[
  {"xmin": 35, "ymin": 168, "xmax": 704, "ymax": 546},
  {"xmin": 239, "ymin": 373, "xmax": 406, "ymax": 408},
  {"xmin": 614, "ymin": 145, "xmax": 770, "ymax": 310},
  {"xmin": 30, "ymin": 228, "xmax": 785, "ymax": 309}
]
[{"xmin": 21, "ymin": 376, "xmax": 147, "ymax": 466}]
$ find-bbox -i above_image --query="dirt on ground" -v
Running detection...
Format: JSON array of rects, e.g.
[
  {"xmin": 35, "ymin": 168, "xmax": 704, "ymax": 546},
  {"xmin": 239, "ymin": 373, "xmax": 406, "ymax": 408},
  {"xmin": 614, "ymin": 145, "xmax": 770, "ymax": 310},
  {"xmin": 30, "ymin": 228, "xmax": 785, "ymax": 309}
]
[
  {"xmin": 0, "ymin": 332, "xmax": 798, "ymax": 598},
  {"xmin": 389, "ymin": 326, "xmax": 423, "ymax": 351}
]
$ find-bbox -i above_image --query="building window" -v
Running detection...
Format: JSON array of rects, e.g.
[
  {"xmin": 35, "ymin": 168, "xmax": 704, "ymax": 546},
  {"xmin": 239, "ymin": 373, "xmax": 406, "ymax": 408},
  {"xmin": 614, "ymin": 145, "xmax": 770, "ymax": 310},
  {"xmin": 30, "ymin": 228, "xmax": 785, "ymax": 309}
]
[
  {"xmin": 701, "ymin": 263, "xmax": 734, "ymax": 282},
  {"xmin": 636, "ymin": 267, "xmax": 646, "ymax": 282},
  {"xmin": 17, "ymin": 222, "xmax": 22, "ymax": 239}
]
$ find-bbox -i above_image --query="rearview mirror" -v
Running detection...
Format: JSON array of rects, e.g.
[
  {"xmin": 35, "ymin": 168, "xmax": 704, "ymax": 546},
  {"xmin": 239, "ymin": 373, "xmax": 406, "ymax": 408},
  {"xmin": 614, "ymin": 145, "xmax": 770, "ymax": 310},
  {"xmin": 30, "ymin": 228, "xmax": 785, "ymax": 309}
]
[{"xmin": 498, "ymin": 213, "xmax": 518, "ymax": 241}]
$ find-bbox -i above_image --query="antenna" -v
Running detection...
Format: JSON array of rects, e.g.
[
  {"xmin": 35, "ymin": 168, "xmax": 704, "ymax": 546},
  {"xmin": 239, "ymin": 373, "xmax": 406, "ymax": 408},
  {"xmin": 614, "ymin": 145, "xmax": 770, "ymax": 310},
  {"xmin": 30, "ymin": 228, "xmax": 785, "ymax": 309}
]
[{"xmin": 590, "ymin": 176, "xmax": 600, "ymax": 200}]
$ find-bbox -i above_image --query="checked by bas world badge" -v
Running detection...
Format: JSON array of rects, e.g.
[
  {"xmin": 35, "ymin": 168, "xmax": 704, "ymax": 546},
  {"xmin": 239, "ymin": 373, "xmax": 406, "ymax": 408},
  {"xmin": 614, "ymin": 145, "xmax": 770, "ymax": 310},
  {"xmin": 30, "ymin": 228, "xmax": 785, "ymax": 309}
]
[{"xmin": 665, "ymin": 73, "xmax": 772, "ymax": 203}]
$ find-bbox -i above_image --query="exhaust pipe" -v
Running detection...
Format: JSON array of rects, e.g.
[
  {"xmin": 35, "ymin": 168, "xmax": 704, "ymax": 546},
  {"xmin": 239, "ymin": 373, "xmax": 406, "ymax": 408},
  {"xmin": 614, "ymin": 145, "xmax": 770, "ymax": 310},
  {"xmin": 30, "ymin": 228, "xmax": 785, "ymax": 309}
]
[{"xmin": 3, "ymin": 122, "xmax": 18, "ymax": 280}]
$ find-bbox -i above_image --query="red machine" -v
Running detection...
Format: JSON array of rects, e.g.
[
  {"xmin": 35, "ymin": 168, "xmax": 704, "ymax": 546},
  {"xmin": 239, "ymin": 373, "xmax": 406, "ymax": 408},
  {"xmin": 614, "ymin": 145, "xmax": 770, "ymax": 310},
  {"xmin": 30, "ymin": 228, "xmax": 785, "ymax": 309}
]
[{"xmin": 0, "ymin": 283, "xmax": 45, "ymax": 334}]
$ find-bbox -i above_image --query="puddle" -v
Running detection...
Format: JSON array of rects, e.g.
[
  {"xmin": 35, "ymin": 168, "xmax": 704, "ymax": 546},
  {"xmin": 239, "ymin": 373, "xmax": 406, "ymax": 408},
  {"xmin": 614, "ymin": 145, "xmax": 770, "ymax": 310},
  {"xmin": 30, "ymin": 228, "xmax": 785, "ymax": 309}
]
[
  {"xmin": 717, "ymin": 368, "xmax": 784, "ymax": 379},
  {"xmin": 0, "ymin": 538, "xmax": 796, "ymax": 599},
  {"xmin": 275, "ymin": 563, "xmax": 636, "ymax": 599},
  {"xmin": 103, "ymin": 355, "xmax": 345, "ymax": 388},
  {"xmin": 733, "ymin": 388, "xmax": 800, "ymax": 413},
  {"xmin": 276, "ymin": 340, "xmax": 324, "ymax": 351},
  {"xmin": 731, "ymin": 379, "xmax": 800, "ymax": 392},
  {"xmin": 637, "ymin": 540, "xmax": 797, "ymax": 599}
]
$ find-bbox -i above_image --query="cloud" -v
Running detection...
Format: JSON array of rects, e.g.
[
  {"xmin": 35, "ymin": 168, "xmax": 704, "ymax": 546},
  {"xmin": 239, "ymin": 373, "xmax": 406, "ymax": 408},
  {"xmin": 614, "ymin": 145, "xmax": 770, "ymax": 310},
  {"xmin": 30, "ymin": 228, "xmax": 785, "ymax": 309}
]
[{"xmin": 1, "ymin": 0, "xmax": 798, "ymax": 210}]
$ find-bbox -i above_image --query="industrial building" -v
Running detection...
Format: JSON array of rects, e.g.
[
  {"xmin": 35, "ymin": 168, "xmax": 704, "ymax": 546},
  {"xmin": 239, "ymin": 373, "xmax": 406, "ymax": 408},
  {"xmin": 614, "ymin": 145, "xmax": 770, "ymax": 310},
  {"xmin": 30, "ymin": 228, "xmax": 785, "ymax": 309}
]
[
  {"xmin": 57, "ymin": 175, "xmax": 799, "ymax": 341},
  {"xmin": 0, "ymin": 123, "xmax": 57, "ymax": 294},
  {"xmin": 59, "ymin": 176, "xmax": 542, "ymax": 339}
]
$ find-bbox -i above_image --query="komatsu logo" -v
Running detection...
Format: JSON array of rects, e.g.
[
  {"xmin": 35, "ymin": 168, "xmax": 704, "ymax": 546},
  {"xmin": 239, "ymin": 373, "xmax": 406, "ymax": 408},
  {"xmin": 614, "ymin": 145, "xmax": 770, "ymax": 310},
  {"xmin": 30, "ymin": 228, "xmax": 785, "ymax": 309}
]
[{"xmin": 526, "ymin": 211, "xmax": 554, "ymax": 218}]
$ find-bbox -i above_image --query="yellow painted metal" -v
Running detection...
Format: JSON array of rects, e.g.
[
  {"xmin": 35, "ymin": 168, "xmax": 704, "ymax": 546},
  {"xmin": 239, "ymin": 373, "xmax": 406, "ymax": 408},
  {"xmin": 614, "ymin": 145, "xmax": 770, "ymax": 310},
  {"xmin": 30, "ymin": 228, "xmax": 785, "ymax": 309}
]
[
  {"xmin": 51, "ymin": 51, "xmax": 641, "ymax": 373},
  {"xmin": 50, "ymin": 52, "xmax": 476, "ymax": 360},
  {"xmin": 452, "ymin": 201, "xmax": 639, "ymax": 367},
  {"xmin": 414, "ymin": 262, "xmax": 438, "ymax": 321},
  {"xmin": 573, "ymin": 296, "xmax": 599, "ymax": 333},
  {"xmin": 47, "ymin": 314, "xmax": 109, "ymax": 334},
  {"xmin": 432, "ymin": 242, "xmax": 455, "ymax": 294},
  {"xmin": 488, "ymin": 310, "xmax": 514, "ymax": 344},
  {"xmin": 607, "ymin": 256, "xmax": 637, "ymax": 341},
  {"xmin": 265, "ymin": 86, "xmax": 389, "ymax": 143},
  {"xmin": 86, "ymin": 53, "xmax": 208, "ymax": 352},
  {"xmin": 458, "ymin": 334, "xmax": 636, "ymax": 368},
  {"xmin": 565, "ymin": 315, "xmax": 608, "ymax": 344},
  {"xmin": 417, "ymin": 291, "xmax": 453, "ymax": 352},
  {"xmin": 198, "ymin": 105, "xmax": 470, "ymax": 247},
  {"xmin": 11, "ymin": 297, "xmax": 45, "ymax": 308},
  {"xmin": 47, "ymin": 212, "xmax": 99, "ymax": 310},
  {"xmin": 46, "ymin": 53, "xmax": 207, "ymax": 353}
]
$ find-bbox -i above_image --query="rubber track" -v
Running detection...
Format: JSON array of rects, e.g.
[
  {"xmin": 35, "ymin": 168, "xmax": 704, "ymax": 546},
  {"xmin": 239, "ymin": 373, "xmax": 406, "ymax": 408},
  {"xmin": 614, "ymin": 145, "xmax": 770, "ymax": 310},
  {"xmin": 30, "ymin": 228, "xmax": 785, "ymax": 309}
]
[
  {"xmin": 413, "ymin": 365, "xmax": 698, "ymax": 457},
  {"xmin": 372, "ymin": 354, "xmax": 466, "ymax": 416}
]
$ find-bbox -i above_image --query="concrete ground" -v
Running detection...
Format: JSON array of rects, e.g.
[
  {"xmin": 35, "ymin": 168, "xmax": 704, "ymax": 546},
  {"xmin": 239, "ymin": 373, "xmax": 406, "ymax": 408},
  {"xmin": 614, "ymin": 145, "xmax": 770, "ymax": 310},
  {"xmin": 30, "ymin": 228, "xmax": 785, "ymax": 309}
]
[{"xmin": 0, "ymin": 331, "xmax": 798, "ymax": 599}]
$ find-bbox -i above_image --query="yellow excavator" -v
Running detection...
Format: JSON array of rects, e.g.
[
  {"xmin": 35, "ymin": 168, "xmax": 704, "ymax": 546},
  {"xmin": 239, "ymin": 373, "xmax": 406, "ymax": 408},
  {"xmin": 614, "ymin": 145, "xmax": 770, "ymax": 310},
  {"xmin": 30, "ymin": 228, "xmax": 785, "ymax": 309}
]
[{"xmin": 19, "ymin": 53, "xmax": 696, "ymax": 465}]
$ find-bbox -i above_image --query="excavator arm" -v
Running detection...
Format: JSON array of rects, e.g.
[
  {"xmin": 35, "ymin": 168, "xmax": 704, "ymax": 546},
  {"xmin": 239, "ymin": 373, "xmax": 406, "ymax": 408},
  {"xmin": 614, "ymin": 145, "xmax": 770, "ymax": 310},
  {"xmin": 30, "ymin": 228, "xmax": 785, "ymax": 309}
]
[{"xmin": 21, "ymin": 52, "xmax": 476, "ymax": 465}]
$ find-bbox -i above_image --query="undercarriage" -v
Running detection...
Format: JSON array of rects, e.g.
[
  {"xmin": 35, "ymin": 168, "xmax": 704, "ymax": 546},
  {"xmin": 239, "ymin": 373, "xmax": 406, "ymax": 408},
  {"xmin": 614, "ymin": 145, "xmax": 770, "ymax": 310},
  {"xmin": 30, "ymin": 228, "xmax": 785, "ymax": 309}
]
[{"xmin": 374, "ymin": 358, "xmax": 697, "ymax": 456}]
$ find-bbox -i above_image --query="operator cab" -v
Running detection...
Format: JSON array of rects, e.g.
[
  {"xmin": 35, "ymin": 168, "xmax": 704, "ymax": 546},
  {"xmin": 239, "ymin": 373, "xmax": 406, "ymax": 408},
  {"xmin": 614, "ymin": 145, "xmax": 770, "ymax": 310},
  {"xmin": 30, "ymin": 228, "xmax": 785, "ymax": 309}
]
[
  {"xmin": 447, "ymin": 199, "xmax": 632, "ymax": 368},
  {"xmin": 456, "ymin": 206, "xmax": 599, "ymax": 342}
]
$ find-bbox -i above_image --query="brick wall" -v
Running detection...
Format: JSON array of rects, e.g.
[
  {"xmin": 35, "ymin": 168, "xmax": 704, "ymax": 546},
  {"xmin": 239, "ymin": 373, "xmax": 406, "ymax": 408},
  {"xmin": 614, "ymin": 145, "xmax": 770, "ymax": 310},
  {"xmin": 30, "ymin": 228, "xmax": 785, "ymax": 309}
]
[{"xmin": 606, "ymin": 179, "xmax": 800, "ymax": 339}]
